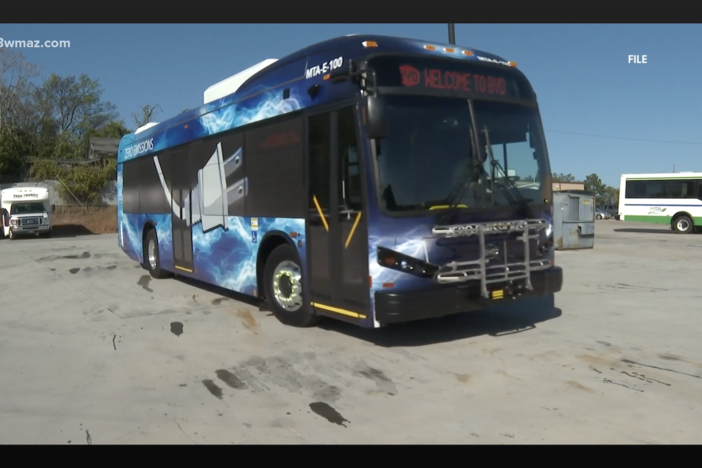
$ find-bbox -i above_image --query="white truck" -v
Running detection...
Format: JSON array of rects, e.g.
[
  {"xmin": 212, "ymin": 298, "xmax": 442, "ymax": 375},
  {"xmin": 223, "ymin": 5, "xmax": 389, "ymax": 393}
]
[{"xmin": 1, "ymin": 187, "xmax": 53, "ymax": 239}]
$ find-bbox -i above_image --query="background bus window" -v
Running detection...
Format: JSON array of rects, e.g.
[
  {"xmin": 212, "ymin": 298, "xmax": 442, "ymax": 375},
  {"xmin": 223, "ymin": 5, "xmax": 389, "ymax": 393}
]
[
  {"xmin": 625, "ymin": 179, "xmax": 695, "ymax": 199},
  {"xmin": 625, "ymin": 180, "xmax": 644, "ymax": 198},
  {"xmin": 244, "ymin": 116, "xmax": 305, "ymax": 218},
  {"xmin": 338, "ymin": 107, "xmax": 362, "ymax": 212},
  {"xmin": 646, "ymin": 181, "xmax": 664, "ymax": 198},
  {"xmin": 663, "ymin": 180, "xmax": 694, "ymax": 198}
]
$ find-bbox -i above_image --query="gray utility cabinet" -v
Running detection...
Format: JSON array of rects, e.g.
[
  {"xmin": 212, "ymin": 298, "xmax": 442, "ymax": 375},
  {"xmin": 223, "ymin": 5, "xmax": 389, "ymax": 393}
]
[{"xmin": 553, "ymin": 191, "xmax": 595, "ymax": 250}]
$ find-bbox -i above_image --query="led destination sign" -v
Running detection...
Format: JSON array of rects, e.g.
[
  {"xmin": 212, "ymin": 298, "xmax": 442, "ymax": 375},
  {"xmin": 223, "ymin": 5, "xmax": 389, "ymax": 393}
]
[{"xmin": 368, "ymin": 56, "xmax": 534, "ymax": 101}]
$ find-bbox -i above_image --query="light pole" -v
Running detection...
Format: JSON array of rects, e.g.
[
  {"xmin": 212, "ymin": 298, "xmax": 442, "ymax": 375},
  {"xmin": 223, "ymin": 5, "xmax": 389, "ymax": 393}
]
[{"xmin": 448, "ymin": 23, "xmax": 456, "ymax": 44}]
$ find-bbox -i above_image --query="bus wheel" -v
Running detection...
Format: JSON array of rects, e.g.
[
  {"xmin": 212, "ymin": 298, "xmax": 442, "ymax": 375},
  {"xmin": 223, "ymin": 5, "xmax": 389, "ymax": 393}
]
[
  {"xmin": 144, "ymin": 229, "xmax": 171, "ymax": 279},
  {"xmin": 673, "ymin": 215, "xmax": 693, "ymax": 234},
  {"xmin": 263, "ymin": 244, "xmax": 319, "ymax": 328}
]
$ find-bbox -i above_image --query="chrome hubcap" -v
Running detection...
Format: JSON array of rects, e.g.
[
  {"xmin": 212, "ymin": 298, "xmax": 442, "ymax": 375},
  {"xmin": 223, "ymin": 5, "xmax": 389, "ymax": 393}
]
[
  {"xmin": 148, "ymin": 239, "xmax": 157, "ymax": 269},
  {"xmin": 272, "ymin": 260, "xmax": 303, "ymax": 312},
  {"xmin": 677, "ymin": 219, "xmax": 690, "ymax": 231}
]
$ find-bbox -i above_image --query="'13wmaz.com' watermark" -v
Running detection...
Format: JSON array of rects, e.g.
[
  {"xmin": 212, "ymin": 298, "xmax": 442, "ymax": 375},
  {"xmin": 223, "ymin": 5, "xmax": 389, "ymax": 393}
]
[{"xmin": 0, "ymin": 38, "xmax": 70, "ymax": 48}]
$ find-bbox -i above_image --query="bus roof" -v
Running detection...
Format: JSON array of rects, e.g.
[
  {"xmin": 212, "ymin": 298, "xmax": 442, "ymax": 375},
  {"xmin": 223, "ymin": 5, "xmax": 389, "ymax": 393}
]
[
  {"xmin": 118, "ymin": 34, "xmax": 518, "ymax": 163},
  {"xmin": 621, "ymin": 172, "xmax": 702, "ymax": 179},
  {"xmin": 1, "ymin": 186, "xmax": 49, "ymax": 202},
  {"xmin": 1, "ymin": 186, "xmax": 49, "ymax": 195}
]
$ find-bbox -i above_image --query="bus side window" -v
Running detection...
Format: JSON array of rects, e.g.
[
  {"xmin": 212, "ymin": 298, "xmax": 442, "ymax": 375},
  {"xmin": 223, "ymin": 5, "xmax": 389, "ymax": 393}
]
[{"xmin": 338, "ymin": 107, "xmax": 362, "ymax": 211}]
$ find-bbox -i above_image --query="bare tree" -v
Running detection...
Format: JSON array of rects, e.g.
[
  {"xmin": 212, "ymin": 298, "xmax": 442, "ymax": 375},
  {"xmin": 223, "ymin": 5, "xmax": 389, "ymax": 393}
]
[
  {"xmin": 131, "ymin": 104, "xmax": 162, "ymax": 128},
  {"xmin": 0, "ymin": 49, "xmax": 40, "ymax": 131}
]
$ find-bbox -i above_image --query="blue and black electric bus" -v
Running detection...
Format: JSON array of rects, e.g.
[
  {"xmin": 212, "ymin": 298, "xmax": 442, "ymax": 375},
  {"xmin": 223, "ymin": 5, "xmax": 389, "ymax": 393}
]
[{"xmin": 117, "ymin": 34, "xmax": 563, "ymax": 329}]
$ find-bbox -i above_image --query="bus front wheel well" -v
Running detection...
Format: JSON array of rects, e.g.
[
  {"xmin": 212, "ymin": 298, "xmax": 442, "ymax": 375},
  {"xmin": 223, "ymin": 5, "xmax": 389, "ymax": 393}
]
[
  {"xmin": 256, "ymin": 233, "xmax": 296, "ymax": 299},
  {"xmin": 141, "ymin": 222, "xmax": 156, "ymax": 263}
]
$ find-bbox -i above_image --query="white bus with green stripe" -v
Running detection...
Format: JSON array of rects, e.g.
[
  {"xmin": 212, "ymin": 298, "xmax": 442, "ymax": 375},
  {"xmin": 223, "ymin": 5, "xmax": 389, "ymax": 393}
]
[{"xmin": 618, "ymin": 172, "xmax": 702, "ymax": 234}]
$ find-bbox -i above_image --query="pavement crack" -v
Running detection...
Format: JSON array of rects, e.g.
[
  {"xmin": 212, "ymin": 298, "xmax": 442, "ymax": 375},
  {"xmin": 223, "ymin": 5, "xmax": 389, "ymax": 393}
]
[
  {"xmin": 622, "ymin": 359, "xmax": 701, "ymax": 380},
  {"xmin": 112, "ymin": 335, "xmax": 116, "ymax": 351},
  {"xmin": 603, "ymin": 378, "xmax": 643, "ymax": 392},
  {"xmin": 173, "ymin": 419, "xmax": 198, "ymax": 445},
  {"xmin": 85, "ymin": 429, "xmax": 92, "ymax": 445},
  {"xmin": 621, "ymin": 371, "xmax": 671, "ymax": 386}
]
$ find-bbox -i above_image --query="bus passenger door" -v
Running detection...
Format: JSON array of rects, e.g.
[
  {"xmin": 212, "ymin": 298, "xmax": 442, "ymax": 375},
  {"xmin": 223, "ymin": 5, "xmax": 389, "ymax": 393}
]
[
  {"xmin": 170, "ymin": 148, "xmax": 194, "ymax": 272},
  {"xmin": 306, "ymin": 106, "xmax": 370, "ymax": 321}
]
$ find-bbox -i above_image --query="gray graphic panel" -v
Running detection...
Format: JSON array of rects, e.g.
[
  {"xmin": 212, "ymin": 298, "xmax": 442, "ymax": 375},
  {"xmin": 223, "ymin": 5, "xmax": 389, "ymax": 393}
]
[{"xmin": 200, "ymin": 142, "xmax": 229, "ymax": 232}]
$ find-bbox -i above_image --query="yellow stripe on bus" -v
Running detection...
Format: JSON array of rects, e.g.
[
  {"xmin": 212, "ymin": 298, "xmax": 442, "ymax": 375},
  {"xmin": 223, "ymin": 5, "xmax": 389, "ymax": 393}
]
[
  {"xmin": 429, "ymin": 204, "xmax": 467, "ymax": 210},
  {"xmin": 311, "ymin": 302, "xmax": 366, "ymax": 319},
  {"xmin": 345, "ymin": 211, "xmax": 362, "ymax": 248},
  {"xmin": 312, "ymin": 195, "xmax": 329, "ymax": 231}
]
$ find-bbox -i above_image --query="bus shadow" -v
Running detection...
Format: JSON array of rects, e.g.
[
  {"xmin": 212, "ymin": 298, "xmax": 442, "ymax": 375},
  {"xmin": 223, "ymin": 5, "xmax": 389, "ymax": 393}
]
[
  {"xmin": 613, "ymin": 228, "xmax": 674, "ymax": 234},
  {"xmin": 320, "ymin": 295, "xmax": 562, "ymax": 347},
  {"xmin": 51, "ymin": 225, "xmax": 96, "ymax": 238},
  {"xmin": 173, "ymin": 276, "xmax": 268, "ymax": 310},
  {"xmin": 171, "ymin": 275, "xmax": 561, "ymax": 347},
  {"xmin": 0, "ymin": 225, "xmax": 93, "ymax": 240}
]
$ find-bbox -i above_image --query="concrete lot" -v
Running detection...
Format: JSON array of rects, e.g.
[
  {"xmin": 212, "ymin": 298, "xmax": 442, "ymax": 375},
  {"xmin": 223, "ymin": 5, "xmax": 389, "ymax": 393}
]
[{"xmin": 0, "ymin": 219, "xmax": 701, "ymax": 444}]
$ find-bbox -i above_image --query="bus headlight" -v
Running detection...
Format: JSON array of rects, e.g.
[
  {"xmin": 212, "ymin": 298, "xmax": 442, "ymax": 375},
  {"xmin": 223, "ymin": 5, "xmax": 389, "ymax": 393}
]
[
  {"xmin": 377, "ymin": 246, "xmax": 438, "ymax": 278},
  {"xmin": 545, "ymin": 221, "xmax": 552, "ymax": 238}
]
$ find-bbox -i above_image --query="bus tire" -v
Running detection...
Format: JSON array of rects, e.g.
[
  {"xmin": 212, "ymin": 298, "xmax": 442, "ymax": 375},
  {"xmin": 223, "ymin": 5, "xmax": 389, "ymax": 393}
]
[
  {"xmin": 144, "ymin": 229, "xmax": 171, "ymax": 279},
  {"xmin": 673, "ymin": 215, "xmax": 693, "ymax": 234},
  {"xmin": 263, "ymin": 244, "xmax": 319, "ymax": 328}
]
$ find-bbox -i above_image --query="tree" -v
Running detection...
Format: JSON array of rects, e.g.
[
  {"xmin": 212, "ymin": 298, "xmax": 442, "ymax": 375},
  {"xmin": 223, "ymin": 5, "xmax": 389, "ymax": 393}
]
[
  {"xmin": 0, "ymin": 49, "xmax": 41, "ymax": 132},
  {"xmin": 0, "ymin": 126, "xmax": 32, "ymax": 181},
  {"xmin": 584, "ymin": 173, "xmax": 608, "ymax": 204},
  {"xmin": 603, "ymin": 186, "xmax": 620, "ymax": 206},
  {"xmin": 30, "ymin": 158, "xmax": 116, "ymax": 205},
  {"xmin": 552, "ymin": 172, "xmax": 576, "ymax": 183},
  {"xmin": 31, "ymin": 73, "xmax": 118, "ymax": 158},
  {"xmin": 132, "ymin": 104, "xmax": 161, "ymax": 129}
]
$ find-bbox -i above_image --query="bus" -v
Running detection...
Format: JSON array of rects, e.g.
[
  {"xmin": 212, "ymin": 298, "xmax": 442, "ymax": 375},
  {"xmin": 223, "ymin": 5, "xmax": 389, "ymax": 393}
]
[
  {"xmin": 1, "ymin": 187, "xmax": 53, "ymax": 239},
  {"xmin": 117, "ymin": 34, "xmax": 563, "ymax": 329},
  {"xmin": 618, "ymin": 172, "xmax": 702, "ymax": 233}
]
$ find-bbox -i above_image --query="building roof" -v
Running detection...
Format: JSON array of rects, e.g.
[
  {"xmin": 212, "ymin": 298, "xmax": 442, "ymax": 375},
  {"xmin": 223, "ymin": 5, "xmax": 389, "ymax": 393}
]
[{"xmin": 89, "ymin": 138, "xmax": 120, "ymax": 158}]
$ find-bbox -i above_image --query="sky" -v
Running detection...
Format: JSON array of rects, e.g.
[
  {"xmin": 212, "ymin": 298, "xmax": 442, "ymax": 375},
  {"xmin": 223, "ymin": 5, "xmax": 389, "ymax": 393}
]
[{"xmin": 1, "ymin": 23, "xmax": 700, "ymax": 188}]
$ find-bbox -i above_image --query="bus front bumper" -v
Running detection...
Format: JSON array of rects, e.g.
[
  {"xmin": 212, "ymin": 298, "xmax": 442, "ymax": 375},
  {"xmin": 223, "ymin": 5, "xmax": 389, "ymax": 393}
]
[
  {"xmin": 11, "ymin": 225, "xmax": 51, "ymax": 234},
  {"xmin": 374, "ymin": 266, "xmax": 563, "ymax": 324}
]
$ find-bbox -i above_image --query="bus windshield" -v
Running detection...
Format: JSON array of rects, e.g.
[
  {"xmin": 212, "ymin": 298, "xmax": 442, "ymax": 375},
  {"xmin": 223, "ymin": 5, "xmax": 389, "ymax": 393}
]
[
  {"xmin": 373, "ymin": 95, "xmax": 549, "ymax": 213},
  {"xmin": 10, "ymin": 202, "xmax": 46, "ymax": 215}
]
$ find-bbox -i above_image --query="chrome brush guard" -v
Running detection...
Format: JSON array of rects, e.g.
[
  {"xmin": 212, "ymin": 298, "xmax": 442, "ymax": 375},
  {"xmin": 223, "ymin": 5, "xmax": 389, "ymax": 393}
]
[{"xmin": 431, "ymin": 219, "xmax": 552, "ymax": 298}]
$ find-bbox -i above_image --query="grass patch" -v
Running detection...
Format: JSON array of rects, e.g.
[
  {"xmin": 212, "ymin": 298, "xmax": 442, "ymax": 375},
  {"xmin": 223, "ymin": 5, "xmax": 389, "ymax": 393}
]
[{"xmin": 52, "ymin": 206, "xmax": 117, "ymax": 235}]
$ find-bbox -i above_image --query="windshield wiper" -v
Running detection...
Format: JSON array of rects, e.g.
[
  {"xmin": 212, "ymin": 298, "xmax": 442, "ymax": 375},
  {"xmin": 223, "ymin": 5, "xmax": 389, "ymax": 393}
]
[
  {"xmin": 482, "ymin": 125, "xmax": 534, "ymax": 219},
  {"xmin": 439, "ymin": 126, "xmax": 486, "ymax": 224}
]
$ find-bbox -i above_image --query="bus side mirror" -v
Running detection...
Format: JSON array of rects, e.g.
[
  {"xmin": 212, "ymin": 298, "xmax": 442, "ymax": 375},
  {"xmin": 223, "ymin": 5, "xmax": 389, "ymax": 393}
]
[{"xmin": 366, "ymin": 96, "xmax": 388, "ymax": 139}]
